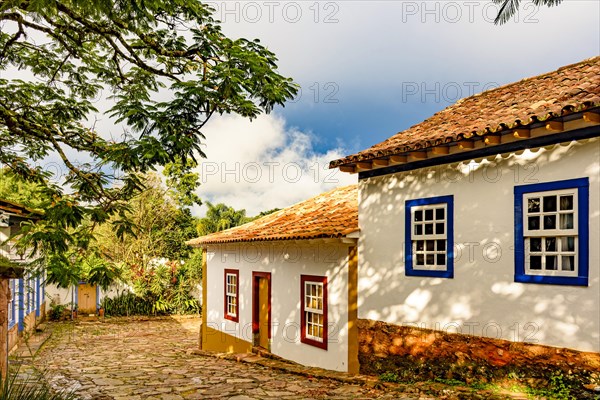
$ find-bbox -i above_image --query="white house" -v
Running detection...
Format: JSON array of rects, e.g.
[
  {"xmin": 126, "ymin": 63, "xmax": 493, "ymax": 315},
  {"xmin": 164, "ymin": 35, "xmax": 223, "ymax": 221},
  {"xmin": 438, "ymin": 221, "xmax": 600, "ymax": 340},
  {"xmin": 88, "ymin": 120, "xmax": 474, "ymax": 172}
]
[
  {"xmin": 329, "ymin": 56, "xmax": 600, "ymax": 357},
  {"xmin": 188, "ymin": 185, "xmax": 359, "ymax": 373},
  {"xmin": 192, "ymin": 56, "xmax": 599, "ymax": 374},
  {"xmin": 0, "ymin": 199, "xmax": 46, "ymax": 352}
]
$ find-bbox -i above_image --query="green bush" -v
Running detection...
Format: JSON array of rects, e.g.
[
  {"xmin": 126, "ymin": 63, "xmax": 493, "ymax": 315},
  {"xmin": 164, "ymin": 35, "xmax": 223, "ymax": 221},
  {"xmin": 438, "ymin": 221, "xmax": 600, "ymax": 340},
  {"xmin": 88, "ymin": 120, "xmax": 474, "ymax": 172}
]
[
  {"xmin": 101, "ymin": 292, "xmax": 154, "ymax": 317},
  {"xmin": 47, "ymin": 301, "xmax": 67, "ymax": 321},
  {"xmin": 101, "ymin": 290, "xmax": 200, "ymax": 317}
]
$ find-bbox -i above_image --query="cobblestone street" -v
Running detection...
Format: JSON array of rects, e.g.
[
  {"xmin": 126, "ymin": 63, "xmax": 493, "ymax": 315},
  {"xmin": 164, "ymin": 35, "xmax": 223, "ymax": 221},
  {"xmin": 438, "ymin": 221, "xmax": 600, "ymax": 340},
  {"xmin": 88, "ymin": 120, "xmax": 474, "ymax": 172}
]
[
  {"xmin": 11, "ymin": 316, "xmax": 520, "ymax": 399},
  {"xmin": 22, "ymin": 317, "xmax": 413, "ymax": 399}
]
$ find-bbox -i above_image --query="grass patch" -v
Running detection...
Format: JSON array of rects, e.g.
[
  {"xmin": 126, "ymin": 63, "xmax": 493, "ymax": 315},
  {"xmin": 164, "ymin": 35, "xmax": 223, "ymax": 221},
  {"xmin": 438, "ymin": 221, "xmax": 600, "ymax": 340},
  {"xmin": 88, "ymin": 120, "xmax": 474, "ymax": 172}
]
[{"xmin": 1, "ymin": 368, "xmax": 76, "ymax": 400}]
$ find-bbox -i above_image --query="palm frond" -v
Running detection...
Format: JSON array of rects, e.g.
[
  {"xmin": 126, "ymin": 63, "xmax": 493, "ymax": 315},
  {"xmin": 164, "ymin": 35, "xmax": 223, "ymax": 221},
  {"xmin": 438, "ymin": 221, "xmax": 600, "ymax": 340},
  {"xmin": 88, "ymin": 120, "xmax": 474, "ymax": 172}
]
[
  {"xmin": 533, "ymin": 0, "xmax": 563, "ymax": 6},
  {"xmin": 494, "ymin": 0, "xmax": 521, "ymax": 25}
]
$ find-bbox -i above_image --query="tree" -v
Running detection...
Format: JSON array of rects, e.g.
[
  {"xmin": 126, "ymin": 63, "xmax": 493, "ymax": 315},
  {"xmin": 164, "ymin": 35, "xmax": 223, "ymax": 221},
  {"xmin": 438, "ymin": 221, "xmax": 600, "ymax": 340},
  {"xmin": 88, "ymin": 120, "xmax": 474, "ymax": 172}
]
[
  {"xmin": 493, "ymin": 0, "xmax": 563, "ymax": 24},
  {"xmin": 94, "ymin": 173, "xmax": 198, "ymax": 269},
  {"xmin": 196, "ymin": 202, "xmax": 251, "ymax": 236},
  {"xmin": 0, "ymin": 0, "xmax": 297, "ymax": 252}
]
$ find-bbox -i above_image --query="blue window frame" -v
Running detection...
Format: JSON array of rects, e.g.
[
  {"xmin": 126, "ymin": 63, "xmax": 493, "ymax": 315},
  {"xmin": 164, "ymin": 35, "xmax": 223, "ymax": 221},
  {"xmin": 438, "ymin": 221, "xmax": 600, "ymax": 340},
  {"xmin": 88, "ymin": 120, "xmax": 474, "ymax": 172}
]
[
  {"xmin": 514, "ymin": 178, "xmax": 589, "ymax": 286},
  {"xmin": 405, "ymin": 195, "xmax": 454, "ymax": 278}
]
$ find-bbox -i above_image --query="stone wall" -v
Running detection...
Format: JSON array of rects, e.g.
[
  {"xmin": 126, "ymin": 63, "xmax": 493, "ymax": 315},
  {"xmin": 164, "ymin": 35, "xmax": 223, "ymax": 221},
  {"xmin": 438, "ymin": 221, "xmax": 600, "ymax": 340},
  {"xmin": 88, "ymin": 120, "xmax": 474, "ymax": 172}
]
[{"xmin": 358, "ymin": 319, "xmax": 599, "ymax": 385}]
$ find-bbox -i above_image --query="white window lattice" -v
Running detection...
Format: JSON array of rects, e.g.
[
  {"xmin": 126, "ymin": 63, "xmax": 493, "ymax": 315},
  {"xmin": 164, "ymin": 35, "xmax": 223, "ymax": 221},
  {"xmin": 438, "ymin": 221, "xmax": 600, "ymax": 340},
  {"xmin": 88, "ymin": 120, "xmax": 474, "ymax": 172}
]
[
  {"xmin": 304, "ymin": 282, "xmax": 324, "ymax": 341},
  {"xmin": 411, "ymin": 203, "xmax": 447, "ymax": 271},
  {"xmin": 225, "ymin": 273, "xmax": 237, "ymax": 317},
  {"xmin": 524, "ymin": 189, "xmax": 578, "ymax": 276}
]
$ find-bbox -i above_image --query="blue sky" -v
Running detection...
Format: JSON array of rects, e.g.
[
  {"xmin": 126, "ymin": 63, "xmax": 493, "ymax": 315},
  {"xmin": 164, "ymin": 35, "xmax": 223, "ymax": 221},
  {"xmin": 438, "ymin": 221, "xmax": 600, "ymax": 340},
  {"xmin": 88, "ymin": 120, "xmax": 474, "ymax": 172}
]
[
  {"xmin": 191, "ymin": 1, "xmax": 599, "ymax": 215},
  {"xmin": 211, "ymin": 0, "xmax": 599, "ymax": 153},
  {"xmin": 6, "ymin": 1, "xmax": 597, "ymax": 216}
]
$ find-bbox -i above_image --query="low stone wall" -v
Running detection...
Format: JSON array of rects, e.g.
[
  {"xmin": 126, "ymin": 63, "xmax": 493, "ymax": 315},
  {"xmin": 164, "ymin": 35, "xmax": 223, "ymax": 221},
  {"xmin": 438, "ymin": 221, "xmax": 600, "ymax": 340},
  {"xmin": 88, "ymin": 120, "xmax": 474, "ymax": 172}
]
[{"xmin": 358, "ymin": 319, "xmax": 599, "ymax": 390}]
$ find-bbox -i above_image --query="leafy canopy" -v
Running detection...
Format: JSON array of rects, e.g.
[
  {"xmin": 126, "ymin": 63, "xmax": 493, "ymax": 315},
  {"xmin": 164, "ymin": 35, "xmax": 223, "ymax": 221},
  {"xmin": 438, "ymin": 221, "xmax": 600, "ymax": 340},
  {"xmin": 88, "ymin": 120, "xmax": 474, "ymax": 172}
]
[
  {"xmin": 94, "ymin": 173, "xmax": 198, "ymax": 269},
  {"xmin": 196, "ymin": 201, "xmax": 251, "ymax": 236},
  {"xmin": 0, "ymin": 0, "xmax": 297, "ymax": 251}
]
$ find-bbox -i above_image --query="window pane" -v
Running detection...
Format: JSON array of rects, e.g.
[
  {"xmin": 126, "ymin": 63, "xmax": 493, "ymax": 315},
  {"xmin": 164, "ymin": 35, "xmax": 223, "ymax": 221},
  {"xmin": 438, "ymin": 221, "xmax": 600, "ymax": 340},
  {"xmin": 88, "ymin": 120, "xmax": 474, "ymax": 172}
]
[
  {"xmin": 543, "ymin": 215, "xmax": 556, "ymax": 230},
  {"xmin": 426, "ymin": 241, "xmax": 434, "ymax": 251},
  {"xmin": 414, "ymin": 210, "xmax": 423, "ymax": 222},
  {"xmin": 435, "ymin": 208, "xmax": 445, "ymax": 220},
  {"xmin": 560, "ymin": 213, "xmax": 573, "ymax": 230},
  {"xmin": 425, "ymin": 209, "xmax": 434, "ymax": 221},
  {"xmin": 426, "ymin": 254, "xmax": 435, "ymax": 265},
  {"xmin": 545, "ymin": 237, "xmax": 556, "ymax": 252},
  {"xmin": 528, "ymin": 216, "xmax": 540, "ymax": 230},
  {"xmin": 559, "ymin": 195, "xmax": 573, "ymax": 211},
  {"xmin": 436, "ymin": 240, "xmax": 445, "ymax": 251},
  {"xmin": 415, "ymin": 224, "xmax": 422, "ymax": 235},
  {"xmin": 416, "ymin": 240, "xmax": 424, "ymax": 251},
  {"xmin": 543, "ymin": 196, "xmax": 557, "ymax": 212},
  {"xmin": 530, "ymin": 237, "xmax": 542, "ymax": 252},
  {"xmin": 528, "ymin": 198, "xmax": 540, "ymax": 213},
  {"xmin": 561, "ymin": 237, "xmax": 575, "ymax": 252},
  {"xmin": 545, "ymin": 256, "xmax": 557, "ymax": 270},
  {"xmin": 561, "ymin": 256, "xmax": 575, "ymax": 271},
  {"xmin": 436, "ymin": 223, "xmax": 444, "ymax": 235},
  {"xmin": 530, "ymin": 256, "xmax": 542, "ymax": 270},
  {"xmin": 416, "ymin": 254, "xmax": 424, "ymax": 265},
  {"xmin": 425, "ymin": 224, "xmax": 433, "ymax": 234},
  {"xmin": 436, "ymin": 254, "xmax": 445, "ymax": 266}
]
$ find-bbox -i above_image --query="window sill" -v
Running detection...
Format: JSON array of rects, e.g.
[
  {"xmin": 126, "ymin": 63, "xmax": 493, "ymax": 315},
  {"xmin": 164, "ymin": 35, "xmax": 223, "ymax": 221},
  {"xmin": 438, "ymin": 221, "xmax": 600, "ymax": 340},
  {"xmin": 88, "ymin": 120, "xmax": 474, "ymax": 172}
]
[{"xmin": 514, "ymin": 274, "xmax": 588, "ymax": 286}]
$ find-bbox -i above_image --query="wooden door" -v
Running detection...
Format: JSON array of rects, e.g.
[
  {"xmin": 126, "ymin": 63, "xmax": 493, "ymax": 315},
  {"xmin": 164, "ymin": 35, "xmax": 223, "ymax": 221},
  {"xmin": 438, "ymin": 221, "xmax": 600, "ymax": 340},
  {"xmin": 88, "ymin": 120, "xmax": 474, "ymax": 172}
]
[
  {"xmin": 252, "ymin": 272, "xmax": 271, "ymax": 350},
  {"xmin": 77, "ymin": 283, "xmax": 96, "ymax": 314}
]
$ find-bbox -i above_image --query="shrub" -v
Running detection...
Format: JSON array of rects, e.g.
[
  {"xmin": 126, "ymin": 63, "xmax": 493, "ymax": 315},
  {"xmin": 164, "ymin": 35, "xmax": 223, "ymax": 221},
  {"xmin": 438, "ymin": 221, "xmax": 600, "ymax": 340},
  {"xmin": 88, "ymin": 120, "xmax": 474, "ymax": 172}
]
[{"xmin": 47, "ymin": 301, "xmax": 67, "ymax": 322}]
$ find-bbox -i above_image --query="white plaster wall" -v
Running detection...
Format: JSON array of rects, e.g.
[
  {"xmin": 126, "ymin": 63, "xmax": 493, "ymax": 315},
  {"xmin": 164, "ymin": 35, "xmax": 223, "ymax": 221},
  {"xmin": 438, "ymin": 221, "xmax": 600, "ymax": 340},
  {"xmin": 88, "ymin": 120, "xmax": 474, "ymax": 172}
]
[
  {"xmin": 47, "ymin": 282, "xmax": 133, "ymax": 307},
  {"xmin": 206, "ymin": 241, "xmax": 352, "ymax": 372},
  {"xmin": 0, "ymin": 227, "xmax": 8, "ymax": 242},
  {"xmin": 45, "ymin": 285, "xmax": 73, "ymax": 306},
  {"xmin": 358, "ymin": 139, "xmax": 600, "ymax": 352}
]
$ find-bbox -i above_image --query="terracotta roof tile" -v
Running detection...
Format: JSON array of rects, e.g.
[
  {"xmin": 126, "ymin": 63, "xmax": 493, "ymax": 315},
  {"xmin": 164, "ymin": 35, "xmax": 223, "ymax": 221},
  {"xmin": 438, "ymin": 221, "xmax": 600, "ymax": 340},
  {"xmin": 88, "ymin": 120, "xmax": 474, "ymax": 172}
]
[
  {"xmin": 187, "ymin": 185, "xmax": 358, "ymax": 245},
  {"xmin": 330, "ymin": 56, "xmax": 600, "ymax": 167},
  {"xmin": 0, "ymin": 199, "xmax": 42, "ymax": 218}
]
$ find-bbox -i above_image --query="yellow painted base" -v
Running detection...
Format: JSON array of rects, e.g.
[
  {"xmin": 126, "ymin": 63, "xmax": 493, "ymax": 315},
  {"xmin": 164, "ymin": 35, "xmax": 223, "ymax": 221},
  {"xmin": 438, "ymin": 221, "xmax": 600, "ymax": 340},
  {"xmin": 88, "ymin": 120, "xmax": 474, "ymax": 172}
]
[{"xmin": 202, "ymin": 325, "xmax": 253, "ymax": 354}]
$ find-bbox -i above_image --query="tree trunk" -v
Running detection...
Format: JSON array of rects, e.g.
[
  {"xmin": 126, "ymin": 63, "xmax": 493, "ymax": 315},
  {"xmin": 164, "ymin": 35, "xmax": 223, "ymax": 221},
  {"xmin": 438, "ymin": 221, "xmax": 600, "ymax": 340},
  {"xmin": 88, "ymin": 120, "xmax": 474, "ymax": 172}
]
[{"xmin": 0, "ymin": 278, "xmax": 9, "ymax": 381}]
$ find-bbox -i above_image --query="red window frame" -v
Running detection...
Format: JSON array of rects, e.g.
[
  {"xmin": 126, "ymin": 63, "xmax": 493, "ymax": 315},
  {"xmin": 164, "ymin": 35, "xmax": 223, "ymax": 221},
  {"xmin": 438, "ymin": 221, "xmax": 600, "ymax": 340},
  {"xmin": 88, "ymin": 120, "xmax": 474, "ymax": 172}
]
[
  {"xmin": 224, "ymin": 269, "xmax": 239, "ymax": 322},
  {"xmin": 300, "ymin": 275, "xmax": 328, "ymax": 350}
]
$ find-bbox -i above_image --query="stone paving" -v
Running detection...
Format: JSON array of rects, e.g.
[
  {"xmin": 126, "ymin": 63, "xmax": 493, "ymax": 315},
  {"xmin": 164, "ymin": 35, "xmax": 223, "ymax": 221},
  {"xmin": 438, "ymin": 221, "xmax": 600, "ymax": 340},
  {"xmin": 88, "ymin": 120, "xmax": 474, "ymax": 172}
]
[{"xmin": 15, "ymin": 316, "xmax": 513, "ymax": 399}]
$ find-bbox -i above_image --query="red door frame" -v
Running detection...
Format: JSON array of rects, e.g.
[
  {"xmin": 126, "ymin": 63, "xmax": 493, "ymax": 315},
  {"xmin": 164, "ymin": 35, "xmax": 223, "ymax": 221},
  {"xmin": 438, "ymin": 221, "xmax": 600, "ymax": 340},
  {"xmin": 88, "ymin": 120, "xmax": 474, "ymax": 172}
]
[{"xmin": 252, "ymin": 271, "xmax": 272, "ymax": 339}]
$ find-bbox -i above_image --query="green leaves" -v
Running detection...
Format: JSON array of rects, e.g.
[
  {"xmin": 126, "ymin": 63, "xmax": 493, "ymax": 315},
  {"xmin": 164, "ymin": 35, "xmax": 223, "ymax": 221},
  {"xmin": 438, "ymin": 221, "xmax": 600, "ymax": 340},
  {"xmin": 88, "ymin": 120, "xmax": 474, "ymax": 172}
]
[{"xmin": 1, "ymin": 0, "xmax": 298, "ymax": 252}]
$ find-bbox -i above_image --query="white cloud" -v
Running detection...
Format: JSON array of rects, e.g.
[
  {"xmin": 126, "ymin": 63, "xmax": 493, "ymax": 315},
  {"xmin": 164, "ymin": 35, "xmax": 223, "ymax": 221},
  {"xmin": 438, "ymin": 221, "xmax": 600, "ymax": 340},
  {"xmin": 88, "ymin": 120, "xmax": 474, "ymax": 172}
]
[{"xmin": 193, "ymin": 113, "xmax": 356, "ymax": 217}]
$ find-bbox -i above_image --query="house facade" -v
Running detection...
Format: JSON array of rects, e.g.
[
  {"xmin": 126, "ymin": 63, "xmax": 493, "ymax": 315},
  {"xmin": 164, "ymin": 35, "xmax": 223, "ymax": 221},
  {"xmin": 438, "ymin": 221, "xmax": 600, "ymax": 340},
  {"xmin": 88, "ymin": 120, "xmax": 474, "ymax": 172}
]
[
  {"xmin": 0, "ymin": 199, "xmax": 46, "ymax": 352},
  {"xmin": 330, "ymin": 56, "xmax": 600, "ymax": 355},
  {"xmin": 193, "ymin": 57, "xmax": 599, "ymax": 373},
  {"xmin": 189, "ymin": 185, "xmax": 359, "ymax": 372}
]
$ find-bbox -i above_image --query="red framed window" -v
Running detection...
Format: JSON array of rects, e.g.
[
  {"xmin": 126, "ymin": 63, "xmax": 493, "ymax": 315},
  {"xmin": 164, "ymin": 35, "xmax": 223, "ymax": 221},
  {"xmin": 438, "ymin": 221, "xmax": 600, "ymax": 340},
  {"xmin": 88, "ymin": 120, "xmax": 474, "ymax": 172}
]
[
  {"xmin": 300, "ymin": 275, "xmax": 328, "ymax": 350},
  {"xmin": 224, "ymin": 269, "xmax": 239, "ymax": 322}
]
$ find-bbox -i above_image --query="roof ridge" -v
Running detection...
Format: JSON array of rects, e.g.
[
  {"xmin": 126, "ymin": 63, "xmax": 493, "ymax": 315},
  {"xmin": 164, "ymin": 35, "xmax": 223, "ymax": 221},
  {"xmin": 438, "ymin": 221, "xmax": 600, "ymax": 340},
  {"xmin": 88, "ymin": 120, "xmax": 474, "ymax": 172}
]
[
  {"xmin": 188, "ymin": 185, "xmax": 358, "ymax": 245},
  {"xmin": 330, "ymin": 56, "xmax": 600, "ymax": 167},
  {"xmin": 460, "ymin": 56, "xmax": 600, "ymax": 103}
]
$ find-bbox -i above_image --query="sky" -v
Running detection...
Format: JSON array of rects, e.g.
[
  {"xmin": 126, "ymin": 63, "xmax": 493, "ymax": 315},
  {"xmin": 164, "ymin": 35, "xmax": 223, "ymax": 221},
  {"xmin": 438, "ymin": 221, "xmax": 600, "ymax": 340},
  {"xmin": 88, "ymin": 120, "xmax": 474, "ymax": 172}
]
[
  {"xmin": 193, "ymin": 0, "xmax": 600, "ymax": 216},
  {"xmin": 3, "ymin": 1, "xmax": 598, "ymax": 217}
]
